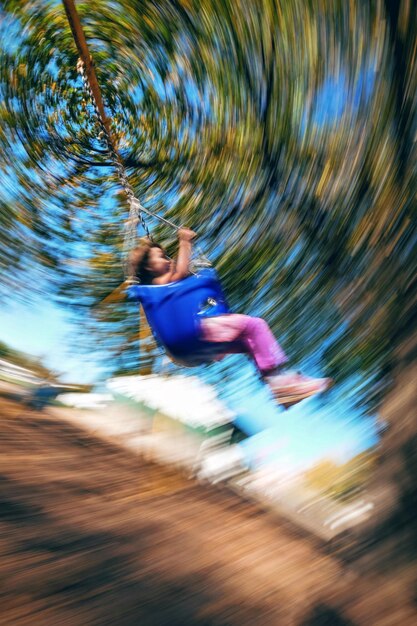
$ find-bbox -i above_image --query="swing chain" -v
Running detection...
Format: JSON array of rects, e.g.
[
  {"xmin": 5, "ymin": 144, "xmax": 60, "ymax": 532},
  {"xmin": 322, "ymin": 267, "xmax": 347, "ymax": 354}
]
[
  {"xmin": 76, "ymin": 59, "xmax": 211, "ymax": 277},
  {"xmin": 76, "ymin": 59, "xmax": 152, "ymax": 255}
]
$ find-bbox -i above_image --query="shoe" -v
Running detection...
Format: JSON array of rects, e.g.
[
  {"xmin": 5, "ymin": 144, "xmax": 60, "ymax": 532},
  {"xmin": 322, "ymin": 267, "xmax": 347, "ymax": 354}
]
[{"xmin": 265, "ymin": 371, "xmax": 333, "ymax": 407}]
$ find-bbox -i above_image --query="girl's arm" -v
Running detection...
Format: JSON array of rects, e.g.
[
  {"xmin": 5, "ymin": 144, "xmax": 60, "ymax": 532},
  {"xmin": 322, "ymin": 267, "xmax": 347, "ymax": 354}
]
[
  {"xmin": 170, "ymin": 228, "xmax": 196, "ymax": 282},
  {"xmin": 151, "ymin": 228, "xmax": 196, "ymax": 285}
]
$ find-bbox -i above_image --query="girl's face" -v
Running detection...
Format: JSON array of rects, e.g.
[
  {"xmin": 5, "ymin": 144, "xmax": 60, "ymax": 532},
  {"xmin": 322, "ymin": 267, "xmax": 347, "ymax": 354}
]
[{"xmin": 147, "ymin": 246, "xmax": 171, "ymax": 277}]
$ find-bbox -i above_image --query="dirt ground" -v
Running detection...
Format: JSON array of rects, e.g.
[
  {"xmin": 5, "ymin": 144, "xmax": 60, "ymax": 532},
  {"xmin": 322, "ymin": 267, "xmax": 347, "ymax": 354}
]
[{"xmin": 1, "ymin": 395, "xmax": 416, "ymax": 626}]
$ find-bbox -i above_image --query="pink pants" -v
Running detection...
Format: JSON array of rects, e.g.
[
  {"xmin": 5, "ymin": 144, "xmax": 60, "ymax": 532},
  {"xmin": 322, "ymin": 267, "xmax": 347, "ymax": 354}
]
[{"xmin": 200, "ymin": 314, "xmax": 288, "ymax": 374}]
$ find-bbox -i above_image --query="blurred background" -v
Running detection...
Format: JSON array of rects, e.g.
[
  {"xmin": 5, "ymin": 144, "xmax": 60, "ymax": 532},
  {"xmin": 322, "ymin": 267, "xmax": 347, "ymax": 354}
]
[{"xmin": 0, "ymin": 1, "xmax": 416, "ymax": 624}]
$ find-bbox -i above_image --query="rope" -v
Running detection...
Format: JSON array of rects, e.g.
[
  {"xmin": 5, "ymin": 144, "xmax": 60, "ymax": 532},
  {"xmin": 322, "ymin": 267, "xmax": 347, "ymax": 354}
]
[
  {"xmin": 76, "ymin": 59, "xmax": 150, "ymax": 272},
  {"xmin": 62, "ymin": 0, "xmax": 182, "ymax": 281}
]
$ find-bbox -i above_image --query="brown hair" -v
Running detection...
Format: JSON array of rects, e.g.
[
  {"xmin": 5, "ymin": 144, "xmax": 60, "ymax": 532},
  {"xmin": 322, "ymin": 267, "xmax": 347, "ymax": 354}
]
[{"xmin": 128, "ymin": 240, "xmax": 164, "ymax": 284}]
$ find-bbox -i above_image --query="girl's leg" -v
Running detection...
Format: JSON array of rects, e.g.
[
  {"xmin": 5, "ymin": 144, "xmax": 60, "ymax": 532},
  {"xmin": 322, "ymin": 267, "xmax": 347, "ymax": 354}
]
[
  {"xmin": 201, "ymin": 314, "xmax": 332, "ymax": 406},
  {"xmin": 200, "ymin": 314, "xmax": 287, "ymax": 373}
]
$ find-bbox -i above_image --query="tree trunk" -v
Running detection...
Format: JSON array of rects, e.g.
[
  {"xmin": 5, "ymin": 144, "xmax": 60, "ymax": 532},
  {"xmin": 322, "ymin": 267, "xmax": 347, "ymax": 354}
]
[{"xmin": 344, "ymin": 335, "xmax": 417, "ymax": 568}]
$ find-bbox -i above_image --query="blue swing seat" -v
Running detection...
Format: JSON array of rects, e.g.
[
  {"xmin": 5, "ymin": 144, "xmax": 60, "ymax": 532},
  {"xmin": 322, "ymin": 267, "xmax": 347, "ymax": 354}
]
[{"xmin": 127, "ymin": 268, "xmax": 231, "ymax": 366}]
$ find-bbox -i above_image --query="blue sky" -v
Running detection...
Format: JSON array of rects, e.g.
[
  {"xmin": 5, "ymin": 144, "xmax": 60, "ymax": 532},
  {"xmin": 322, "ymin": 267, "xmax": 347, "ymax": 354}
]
[{"xmin": 0, "ymin": 297, "xmax": 104, "ymax": 383}]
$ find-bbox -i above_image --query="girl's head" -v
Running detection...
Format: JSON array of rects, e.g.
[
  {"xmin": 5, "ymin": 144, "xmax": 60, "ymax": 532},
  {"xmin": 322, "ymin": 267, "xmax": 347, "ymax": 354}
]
[{"xmin": 128, "ymin": 240, "xmax": 171, "ymax": 284}]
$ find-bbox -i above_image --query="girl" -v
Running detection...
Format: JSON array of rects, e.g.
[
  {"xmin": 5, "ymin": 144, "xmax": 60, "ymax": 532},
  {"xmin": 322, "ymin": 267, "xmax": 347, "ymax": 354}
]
[{"xmin": 128, "ymin": 228, "xmax": 332, "ymax": 407}]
